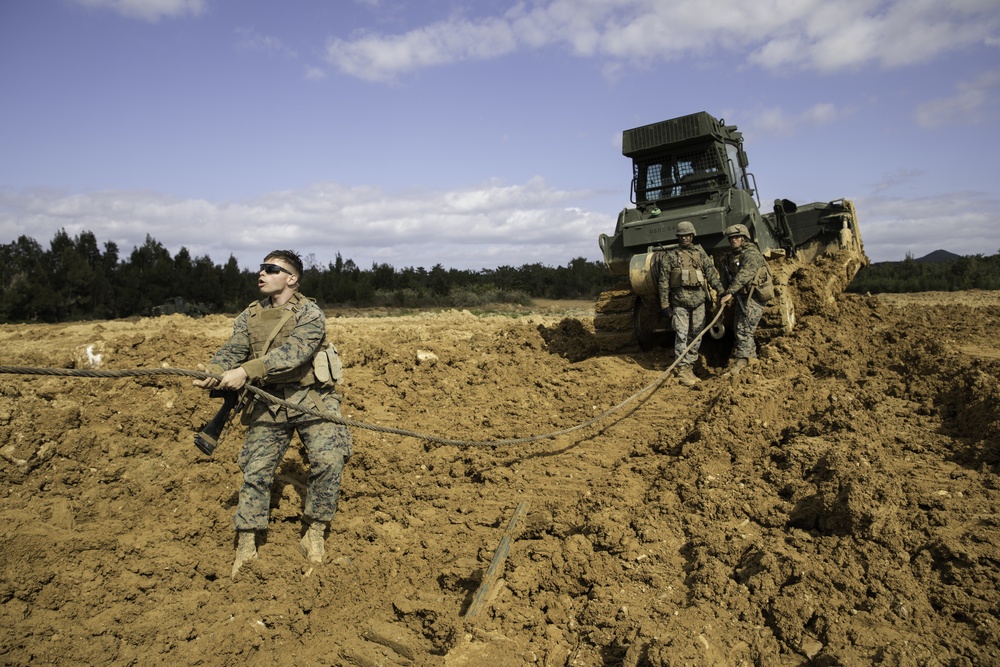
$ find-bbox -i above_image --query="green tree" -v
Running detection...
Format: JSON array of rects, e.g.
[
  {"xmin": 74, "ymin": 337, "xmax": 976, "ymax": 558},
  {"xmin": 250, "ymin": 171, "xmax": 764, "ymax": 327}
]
[
  {"xmin": 188, "ymin": 254, "xmax": 225, "ymax": 309},
  {"xmin": 429, "ymin": 263, "xmax": 449, "ymax": 296},
  {"xmin": 0, "ymin": 235, "xmax": 47, "ymax": 321},
  {"xmin": 117, "ymin": 235, "xmax": 175, "ymax": 315}
]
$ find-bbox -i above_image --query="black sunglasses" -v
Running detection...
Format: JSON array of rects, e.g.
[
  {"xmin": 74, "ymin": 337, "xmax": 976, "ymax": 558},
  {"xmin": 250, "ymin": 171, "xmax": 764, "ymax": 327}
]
[{"xmin": 260, "ymin": 263, "xmax": 293, "ymax": 275}]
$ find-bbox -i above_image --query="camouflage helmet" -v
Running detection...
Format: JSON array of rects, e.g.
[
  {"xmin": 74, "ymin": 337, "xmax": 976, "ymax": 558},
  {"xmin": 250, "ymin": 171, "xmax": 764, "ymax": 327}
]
[
  {"xmin": 675, "ymin": 220, "xmax": 696, "ymax": 237},
  {"xmin": 724, "ymin": 224, "xmax": 750, "ymax": 239}
]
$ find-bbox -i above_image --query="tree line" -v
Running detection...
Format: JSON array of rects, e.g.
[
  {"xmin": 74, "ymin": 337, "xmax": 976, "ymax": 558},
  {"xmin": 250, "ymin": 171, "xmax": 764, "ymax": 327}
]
[
  {"xmin": 4, "ymin": 229, "xmax": 996, "ymax": 323},
  {"xmin": 0, "ymin": 230, "xmax": 619, "ymax": 323},
  {"xmin": 846, "ymin": 251, "xmax": 1000, "ymax": 294}
]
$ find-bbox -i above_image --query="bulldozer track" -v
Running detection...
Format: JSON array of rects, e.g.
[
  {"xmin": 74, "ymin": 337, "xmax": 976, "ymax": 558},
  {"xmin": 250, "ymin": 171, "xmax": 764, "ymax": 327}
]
[{"xmin": 593, "ymin": 288, "xmax": 638, "ymax": 348}]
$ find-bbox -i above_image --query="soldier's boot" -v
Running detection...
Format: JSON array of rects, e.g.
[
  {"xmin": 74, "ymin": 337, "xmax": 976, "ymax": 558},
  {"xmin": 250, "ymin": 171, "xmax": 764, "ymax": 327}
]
[
  {"xmin": 231, "ymin": 530, "xmax": 258, "ymax": 579},
  {"xmin": 677, "ymin": 367, "xmax": 699, "ymax": 387},
  {"xmin": 725, "ymin": 358, "xmax": 748, "ymax": 377},
  {"xmin": 299, "ymin": 520, "xmax": 328, "ymax": 566}
]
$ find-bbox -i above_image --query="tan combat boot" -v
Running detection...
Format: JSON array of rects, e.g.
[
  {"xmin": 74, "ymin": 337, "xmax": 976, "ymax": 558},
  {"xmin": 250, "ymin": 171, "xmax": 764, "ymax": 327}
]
[
  {"xmin": 725, "ymin": 358, "xmax": 748, "ymax": 377},
  {"xmin": 677, "ymin": 367, "xmax": 699, "ymax": 387},
  {"xmin": 231, "ymin": 530, "xmax": 258, "ymax": 579},
  {"xmin": 299, "ymin": 520, "xmax": 328, "ymax": 566}
]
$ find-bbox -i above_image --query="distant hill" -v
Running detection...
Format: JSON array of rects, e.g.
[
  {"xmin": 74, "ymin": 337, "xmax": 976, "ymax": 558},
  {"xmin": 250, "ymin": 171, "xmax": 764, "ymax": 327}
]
[
  {"xmin": 847, "ymin": 248, "xmax": 1000, "ymax": 293},
  {"xmin": 915, "ymin": 249, "xmax": 962, "ymax": 263}
]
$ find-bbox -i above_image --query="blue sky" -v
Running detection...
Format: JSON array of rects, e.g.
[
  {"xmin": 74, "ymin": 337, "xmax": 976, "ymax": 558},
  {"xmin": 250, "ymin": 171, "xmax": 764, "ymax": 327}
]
[{"xmin": 1, "ymin": 0, "xmax": 998, "ymax": 271}]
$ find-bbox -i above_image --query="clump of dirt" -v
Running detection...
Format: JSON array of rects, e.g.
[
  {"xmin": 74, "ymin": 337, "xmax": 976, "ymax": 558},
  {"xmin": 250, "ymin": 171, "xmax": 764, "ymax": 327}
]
[{"xmin": 1, "ymin": 287, "xmax": 998, "ymax": 666}]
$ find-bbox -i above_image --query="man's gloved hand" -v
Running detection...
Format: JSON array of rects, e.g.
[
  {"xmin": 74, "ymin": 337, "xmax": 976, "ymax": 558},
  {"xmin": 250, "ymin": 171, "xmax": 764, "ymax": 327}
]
[{"xmin": 193, "ymin": 363, "xmax": 225, "ymax": 389}]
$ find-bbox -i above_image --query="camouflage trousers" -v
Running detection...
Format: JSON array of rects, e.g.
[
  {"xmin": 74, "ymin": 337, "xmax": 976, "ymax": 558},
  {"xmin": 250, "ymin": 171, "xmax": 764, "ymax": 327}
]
[
  {"xmin": 671, "ymin": 302, "xmax": 707, "ymax": 369},
  {"xmin": 234, "ymin": 390, "xmax": 353, "ymax": 532},
  {"xmin": 733, "ymin": 296, "xmax": 765, "ymax": 360}
]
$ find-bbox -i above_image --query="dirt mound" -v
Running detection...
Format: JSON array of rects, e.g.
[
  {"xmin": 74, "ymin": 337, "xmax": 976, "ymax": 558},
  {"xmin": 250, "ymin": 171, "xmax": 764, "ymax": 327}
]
[{"xmin": 1, "ymin": 291, "xmax": 999, "ymax": 666}]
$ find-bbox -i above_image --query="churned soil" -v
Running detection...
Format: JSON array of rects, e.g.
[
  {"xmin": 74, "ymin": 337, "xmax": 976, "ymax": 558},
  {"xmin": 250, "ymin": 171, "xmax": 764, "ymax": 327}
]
[{"xmin": 1, "ymin": 284, "xmax": 998, "ymax": 666}]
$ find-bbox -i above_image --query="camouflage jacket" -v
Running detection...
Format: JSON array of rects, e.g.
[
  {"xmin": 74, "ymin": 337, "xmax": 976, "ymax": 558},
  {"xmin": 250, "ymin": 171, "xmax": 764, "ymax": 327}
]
[
  {"xmin": 656, "ymin": 245, "xmax": 724, "ymax": 309},
  {"xmin": 209, "ymin": 292, "xmax": 326, "ymax": 385},
  {"xmin": 722, "ymin": 242, "xmax": 767, "ymax": 301}
]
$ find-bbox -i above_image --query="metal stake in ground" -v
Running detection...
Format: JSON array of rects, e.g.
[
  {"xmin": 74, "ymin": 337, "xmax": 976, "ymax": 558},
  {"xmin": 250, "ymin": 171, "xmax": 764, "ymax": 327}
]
[{"xmin": 464, "ymin": 501, "xmax": 529, "ymax": 620}]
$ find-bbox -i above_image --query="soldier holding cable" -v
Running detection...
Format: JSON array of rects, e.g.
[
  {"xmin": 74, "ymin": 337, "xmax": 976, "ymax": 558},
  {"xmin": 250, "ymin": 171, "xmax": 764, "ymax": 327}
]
[{"xmin": 194, "ymin": 250, "xmax": 351, "ymax": 578}]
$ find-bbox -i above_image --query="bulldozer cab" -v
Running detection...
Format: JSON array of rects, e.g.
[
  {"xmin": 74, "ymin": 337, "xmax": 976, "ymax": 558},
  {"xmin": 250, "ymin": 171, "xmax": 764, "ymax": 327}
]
[
  {"xmin": 598, "ymin": 112, "xmax": 768, "ymax": 273},
  {"xmin": 631, "ymin": 138, "xmax": 754, "ymax": 205},
  {"xmin": 624, "ymin": 112, "xmax": 756, "ymax": 209}
]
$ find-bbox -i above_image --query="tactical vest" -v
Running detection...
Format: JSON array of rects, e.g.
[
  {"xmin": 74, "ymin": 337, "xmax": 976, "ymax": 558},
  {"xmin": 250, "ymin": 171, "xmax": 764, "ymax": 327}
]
[
  {"xmin": 247, "ymin": 293, "xmax": 314, "ymax": 386},
  {"xmin": 669, "ymin": 248, "xmax": 706, "ymax": 289}
]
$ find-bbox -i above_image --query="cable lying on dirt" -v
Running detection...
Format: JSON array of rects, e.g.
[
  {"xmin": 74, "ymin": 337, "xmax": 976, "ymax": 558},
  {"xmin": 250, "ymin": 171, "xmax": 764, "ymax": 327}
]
[{"xmin": 0, "ymin": 307, "xmax": 727, "ymax": 448}]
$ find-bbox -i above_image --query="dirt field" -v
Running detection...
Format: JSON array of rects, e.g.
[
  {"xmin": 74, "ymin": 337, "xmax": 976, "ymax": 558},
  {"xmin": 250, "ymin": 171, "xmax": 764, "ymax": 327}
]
[{"xmin": 1, "ymin": 282, "xmax": 998, "ymax": 666}]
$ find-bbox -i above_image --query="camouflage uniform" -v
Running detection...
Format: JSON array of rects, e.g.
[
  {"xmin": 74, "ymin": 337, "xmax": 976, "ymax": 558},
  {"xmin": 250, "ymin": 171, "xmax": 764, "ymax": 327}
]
[
  {"xmin": 657, "ymin": 245, "xmax": 724, "ymax": 369},
  {"xmin": 722, "ymin": 241, "xmax": 768, "ymax": 360},
  {"xmin": 207, "ymin": 292, "xmax": 352, "ymax": 532}
]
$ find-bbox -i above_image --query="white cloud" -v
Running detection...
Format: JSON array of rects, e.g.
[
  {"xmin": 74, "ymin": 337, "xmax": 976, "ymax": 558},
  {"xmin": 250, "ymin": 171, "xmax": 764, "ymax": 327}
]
[
  {"xmin": 0, "ymin": 180, "xmax": 613, "ymax": 271},
  {"xmin": 855, "ymin": 190, "xmax": 1000, "ymax": 261},
  {"xmin": 71, "ymin": 0, "xmax": 206, "ymax": 22},
  {"xmin": 235, "ymin": 27, "xmax": 298, "ymax": 59},
  {"xmin": 325, "ymin": 17, "xmax": 518, "ymax": 82},
  {"xmin": 870, "ymin": 169, "xmax": 925, "ymax": 195},
  {"xmin": 914, "ymin": 69, "xmax": 1000, "ymax": 127},
  {"xmin": 304, "ymin": 65, "xmax": 326, "ymax": 80},
  {"xmin": 744, "ymin": 103, "xmax": 854, "ymax": 137},
  {"xmin": 4, "ymin": 181, "xmax": 994, "ymax": 271},
  {"xmin": 323, "ymin": 0, "xmax": 1000, "ymax": 81}
]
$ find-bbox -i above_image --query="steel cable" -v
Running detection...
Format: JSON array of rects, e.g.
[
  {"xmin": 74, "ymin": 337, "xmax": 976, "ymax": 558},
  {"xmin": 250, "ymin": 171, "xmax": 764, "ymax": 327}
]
[{"xmin": 0, "ymin": 307, "xmax": 726, "ymax": 448}]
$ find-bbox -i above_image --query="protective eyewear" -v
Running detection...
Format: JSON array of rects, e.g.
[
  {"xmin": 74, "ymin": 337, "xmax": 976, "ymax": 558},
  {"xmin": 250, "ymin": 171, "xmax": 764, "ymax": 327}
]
[{"xmin": 260, "ymin": 263, "xmax": 293, "ymax": 275}]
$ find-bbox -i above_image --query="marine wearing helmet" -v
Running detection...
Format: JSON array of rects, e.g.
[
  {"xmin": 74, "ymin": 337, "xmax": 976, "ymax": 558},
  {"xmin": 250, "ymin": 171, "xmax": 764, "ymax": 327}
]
[
  {"xmin": 675, "ymin": 220, "xmax": 696, "ymax": 238},
  {"xmin": 724, "ymin": 224, "xmax": 750, "ymax": 239}
]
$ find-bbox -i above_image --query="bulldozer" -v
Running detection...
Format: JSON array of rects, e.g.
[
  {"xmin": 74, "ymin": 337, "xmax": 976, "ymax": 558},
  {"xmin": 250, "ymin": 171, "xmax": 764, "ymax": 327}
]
[{"xmin": 595, "ymin": 111, "xmax": 867, "ymax": 349}]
